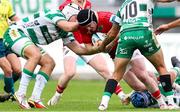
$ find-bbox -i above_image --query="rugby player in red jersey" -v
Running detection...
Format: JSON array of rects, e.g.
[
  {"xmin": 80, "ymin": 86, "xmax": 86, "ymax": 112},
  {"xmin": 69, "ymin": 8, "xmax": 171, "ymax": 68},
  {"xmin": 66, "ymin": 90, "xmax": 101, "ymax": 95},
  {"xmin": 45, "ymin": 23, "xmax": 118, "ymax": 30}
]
[{"xmin": 48, "ymin": 0, "xmax": 127, "ymax": 106}]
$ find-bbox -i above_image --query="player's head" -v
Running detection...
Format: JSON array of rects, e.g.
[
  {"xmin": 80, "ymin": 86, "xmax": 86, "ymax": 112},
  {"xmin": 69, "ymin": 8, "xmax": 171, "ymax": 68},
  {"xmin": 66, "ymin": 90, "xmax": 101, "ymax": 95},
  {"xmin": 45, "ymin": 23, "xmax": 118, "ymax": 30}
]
[
  {"xmin": 131, "ymin": 91, "xmax": 152, "ymax": 108},
  {"xmin": 77, "ymin": 9, "xmax": 98, "ymax": 33},
  {"xmin": 61, "ymin": 3, "xmax": 81, "ymax": 21}
]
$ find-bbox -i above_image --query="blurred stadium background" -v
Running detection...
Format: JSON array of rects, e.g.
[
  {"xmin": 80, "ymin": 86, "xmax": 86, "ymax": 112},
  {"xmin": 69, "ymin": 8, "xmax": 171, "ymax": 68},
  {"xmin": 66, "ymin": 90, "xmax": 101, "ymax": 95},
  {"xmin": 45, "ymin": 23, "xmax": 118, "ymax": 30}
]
[{"xmin": 2, "ymin": 0, "xmax": 180, "ymax": 80}]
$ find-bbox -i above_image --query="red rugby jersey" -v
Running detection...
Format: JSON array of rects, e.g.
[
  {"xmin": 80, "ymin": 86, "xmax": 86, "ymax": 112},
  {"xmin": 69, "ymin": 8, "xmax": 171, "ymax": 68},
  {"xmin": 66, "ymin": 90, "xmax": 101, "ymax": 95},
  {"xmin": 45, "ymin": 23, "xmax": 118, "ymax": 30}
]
[
  {"xmin": 59, "ymin": 0, "xmax": 91, "ymax": 43},
  {"xmin": 80, "ymin": 11, "xmax": 113, "ymax": 44}
]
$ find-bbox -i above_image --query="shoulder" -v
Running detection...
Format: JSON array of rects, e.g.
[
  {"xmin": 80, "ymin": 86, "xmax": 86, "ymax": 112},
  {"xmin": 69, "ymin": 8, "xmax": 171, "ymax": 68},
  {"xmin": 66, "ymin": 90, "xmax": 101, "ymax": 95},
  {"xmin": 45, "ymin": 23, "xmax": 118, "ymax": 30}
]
[{"xmin": 97, "ymin": 11, "xmax": 113, "ymax": 20}]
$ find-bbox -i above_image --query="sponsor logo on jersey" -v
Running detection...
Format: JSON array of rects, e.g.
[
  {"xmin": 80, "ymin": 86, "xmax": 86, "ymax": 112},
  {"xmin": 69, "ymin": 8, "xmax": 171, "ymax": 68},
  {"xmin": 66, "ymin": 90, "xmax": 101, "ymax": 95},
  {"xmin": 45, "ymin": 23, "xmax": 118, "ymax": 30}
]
[
  {"xmin": 124, "ymin": 36, "xmax": 144, "ymax": 40},
  {"xmin": 9, "ymin": 29, "xmax": 21, "ymax": 39},
  {"xmin": 117, "ymin": 48, "xmax": 128, "ymax": 55},
  {"xmin": 97, "ymin": 25, "xmax": 103, "ymax": 32},
  {"xmin": 22, "ymin": 20, "xmax": 40, "ymax": 28}
]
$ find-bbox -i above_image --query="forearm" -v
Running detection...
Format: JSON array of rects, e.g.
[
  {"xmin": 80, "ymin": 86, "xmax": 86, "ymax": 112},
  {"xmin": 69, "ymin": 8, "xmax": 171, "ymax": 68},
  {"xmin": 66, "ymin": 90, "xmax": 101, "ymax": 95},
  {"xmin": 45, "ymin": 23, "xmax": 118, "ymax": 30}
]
[
  {"xmin": 11, "ymin": 15, "xmax": 20, "ymax": 21},
  {"xmin": 167, "ymin": 19, "xmax": 180, "ymax": 29},
  {"xmin": 101, "ymin": 25, "xmax": 120, "ymax": 50},
  {"xmin": 57, "ymin": 21, "xmax": 79, "ymax": 32},
  {"xmin": 105, "ymin": 35, "xmax": 118, "ymax": 52},
  {"xmin": 66, "ymin": 41, "xmax": 101, "ymax": 55},
  {"xmin": 157, "ymin": 0, "xmax": 175, "ymax": 2}
]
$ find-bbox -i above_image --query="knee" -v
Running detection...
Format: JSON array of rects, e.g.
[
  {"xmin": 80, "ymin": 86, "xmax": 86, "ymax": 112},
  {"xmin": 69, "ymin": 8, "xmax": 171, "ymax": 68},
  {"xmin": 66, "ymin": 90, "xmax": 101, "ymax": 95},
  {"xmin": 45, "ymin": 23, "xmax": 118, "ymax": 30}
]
[
  {"xmin": 3, "ymin": 67, "xmax": 13, "ymax": 77},
  {"xmin": 138, "ymin": 73, "xmax": 148, "ymax": 83},
  {"xmin": 0, "ymin": 62, "xmax": 13, "ymax": 77},
  {"xmin": 132, "ymin": 84, "xmax": 146, "ymax": 91},
  {"xmin": 99, "ymin": 68, "xmax": 112, "ymax": 79},
  {"xmin": 64, "ymin": 69, "xmax": 76, "ymax": 79},
  {"xmin": 42, "ymin": 57, "xmax": 56, "ymax": 70},
  {"xmin": 30, "ymin": 52, "xmax": 41, "ymax": 63},
  {"xmin": 12, "ymin": 66, "xmax": 22, "ymax": 75}
]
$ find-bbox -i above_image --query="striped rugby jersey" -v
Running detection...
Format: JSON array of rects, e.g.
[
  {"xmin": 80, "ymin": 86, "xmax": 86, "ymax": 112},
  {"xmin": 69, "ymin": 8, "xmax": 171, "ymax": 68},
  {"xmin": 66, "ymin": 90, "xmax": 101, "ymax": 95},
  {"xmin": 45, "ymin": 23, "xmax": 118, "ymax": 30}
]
[
  {"xmin": 15, "ymin": 9, "xmax": 72, "ymax": 45},
  {"xmin": 116, "ymin": 0, "xmax": 155, "ymax": 31}
]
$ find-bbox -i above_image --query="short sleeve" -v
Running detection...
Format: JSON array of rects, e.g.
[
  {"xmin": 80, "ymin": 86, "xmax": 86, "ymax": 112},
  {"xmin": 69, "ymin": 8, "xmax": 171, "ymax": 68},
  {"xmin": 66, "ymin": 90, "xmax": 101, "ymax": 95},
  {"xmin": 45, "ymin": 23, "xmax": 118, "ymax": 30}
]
[
  {"xmin": 62, "ymin": 32, "xmax": 75, "ymax": 45},
  {"xmin": 110, "ymin": 14, "xmax": 121, "ymax": 25},
  {"xmin": 45, "ymin": 10, "xmax": 67, "ymax": 25},
  {"xmin": 116, "ymin": 9, "xmax": 122, "ymax": 26}
]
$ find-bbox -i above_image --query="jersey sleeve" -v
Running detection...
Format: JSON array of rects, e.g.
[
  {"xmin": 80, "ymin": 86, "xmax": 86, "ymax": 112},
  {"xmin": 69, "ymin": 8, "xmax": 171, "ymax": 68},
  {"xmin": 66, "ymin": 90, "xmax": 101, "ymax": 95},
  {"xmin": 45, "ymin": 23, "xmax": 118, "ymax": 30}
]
[
  {"xmin": 62, "ymin": 32, "xmax": 75, "ymax": 45},
  {"xmin": 45, "ymin": 10, "xmax": 67, "ymax": 25},
  {"xmin": 8, "ymin": 1, "xmax": 16, "ymax": 19},
  {"xmin": 115, "ymin": 9, "xmax": 122, "ymax": 26},
  {"xmin": 110, "ymin": 14, "xmax": 121, "ymax": 25}
]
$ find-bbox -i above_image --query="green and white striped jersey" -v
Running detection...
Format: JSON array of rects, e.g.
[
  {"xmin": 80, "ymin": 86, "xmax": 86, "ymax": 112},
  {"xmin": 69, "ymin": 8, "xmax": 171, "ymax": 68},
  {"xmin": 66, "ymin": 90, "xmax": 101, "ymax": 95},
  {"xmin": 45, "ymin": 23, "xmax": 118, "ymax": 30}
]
[
  {"xmin": 116, "ymin": 0, "xmax": 155, "ymax": 31},
  {"xmin": 16, "ymin": 9, "xmax": 72, "ymax": 45}
]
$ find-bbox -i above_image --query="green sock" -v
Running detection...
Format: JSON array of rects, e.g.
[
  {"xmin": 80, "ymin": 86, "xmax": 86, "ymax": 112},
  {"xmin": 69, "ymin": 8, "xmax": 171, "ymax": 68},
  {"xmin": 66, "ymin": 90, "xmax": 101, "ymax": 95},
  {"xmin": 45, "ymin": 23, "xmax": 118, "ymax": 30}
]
[
  {"xmin": 4, "ymin": 77, "xmax": 14, "ymax": 94},
  {"xmin": 13, "ymin": 73, "xmax": 21, "ymax": 83},
  {"xmin": 159, "ymin": 84, "xmax": 174, "ymax": 96}
]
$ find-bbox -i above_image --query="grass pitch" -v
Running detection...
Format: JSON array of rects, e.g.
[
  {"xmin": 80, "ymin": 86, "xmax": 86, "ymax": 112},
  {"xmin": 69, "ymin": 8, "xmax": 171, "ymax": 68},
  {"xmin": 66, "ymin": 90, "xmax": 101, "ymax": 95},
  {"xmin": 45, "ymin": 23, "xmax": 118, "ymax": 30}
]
[{"xmin": 0, "ymin": 79, "xmax": 178, "ymax": 111}]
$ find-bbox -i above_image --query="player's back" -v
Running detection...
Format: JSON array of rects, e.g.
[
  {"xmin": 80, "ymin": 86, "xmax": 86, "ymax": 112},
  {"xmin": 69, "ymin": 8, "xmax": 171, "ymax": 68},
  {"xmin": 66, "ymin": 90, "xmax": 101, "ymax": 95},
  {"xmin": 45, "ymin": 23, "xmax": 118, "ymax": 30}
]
[
  {"xmin": 118, "ymin": 0, "xmax": 154, "ymax": 31},
  {"xmin": 16, "ymin": 9, "xmax": 68, "ymax": 45}
]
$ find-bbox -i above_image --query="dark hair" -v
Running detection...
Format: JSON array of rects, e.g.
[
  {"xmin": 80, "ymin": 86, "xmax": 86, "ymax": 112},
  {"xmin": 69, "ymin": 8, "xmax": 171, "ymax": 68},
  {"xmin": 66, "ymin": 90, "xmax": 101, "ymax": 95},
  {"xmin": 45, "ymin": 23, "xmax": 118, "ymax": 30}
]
[{"xmin": 77, "ymin": 9, "xmax": 97, "ymax": 26}]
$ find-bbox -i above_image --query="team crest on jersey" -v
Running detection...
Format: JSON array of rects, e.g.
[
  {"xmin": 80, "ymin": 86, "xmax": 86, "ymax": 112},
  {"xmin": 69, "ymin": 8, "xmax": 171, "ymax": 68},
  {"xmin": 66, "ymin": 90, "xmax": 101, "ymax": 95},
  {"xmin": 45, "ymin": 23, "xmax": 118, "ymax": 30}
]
[
  {"xmin": 9, "ymin": 29, "xmax": 21, "ymax": 40},
  {"xmin": 97, "ymin": 25, "xmax": 103, "ymax": 32}
]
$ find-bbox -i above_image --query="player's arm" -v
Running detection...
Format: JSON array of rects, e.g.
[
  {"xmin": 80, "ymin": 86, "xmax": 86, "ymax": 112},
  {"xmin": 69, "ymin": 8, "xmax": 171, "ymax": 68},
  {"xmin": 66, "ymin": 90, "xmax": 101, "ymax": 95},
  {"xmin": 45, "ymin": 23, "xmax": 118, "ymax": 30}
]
[
  {"xmin": 155, "ymin": 18, "xmax": 180, "ymax": 35},
  {"xmin": 57, "ymin": 20, "xmax": 79, "ymax": 32},
  {"xmin": 100, "ymin": 23, "xmax": 120, "ymax": 52},
  {"xmin": 63, "ymin": 33, "xmax": 101, "ymax": 55},
  {"xmin": 10, "ymin": 15, "xmax": 20, "ymax": 21},
  {"xmin": 156, "ymin": 0, "xmax": 176, "ymax": 2},
  {"xmin": 66, "ymin": 40, "xmax": 101, "ymax": 55},
  {"xmin": 105, "ymin": 34, "xmax": 119, "ymax": 52}
]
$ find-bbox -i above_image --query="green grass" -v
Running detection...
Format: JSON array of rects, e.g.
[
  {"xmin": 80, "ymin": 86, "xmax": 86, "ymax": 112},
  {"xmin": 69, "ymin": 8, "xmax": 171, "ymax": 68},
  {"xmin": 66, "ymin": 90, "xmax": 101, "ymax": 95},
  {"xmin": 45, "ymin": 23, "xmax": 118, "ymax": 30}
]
[{"xmin": 0, "ymin": 79, "xmax": 179, "ymax": 111}]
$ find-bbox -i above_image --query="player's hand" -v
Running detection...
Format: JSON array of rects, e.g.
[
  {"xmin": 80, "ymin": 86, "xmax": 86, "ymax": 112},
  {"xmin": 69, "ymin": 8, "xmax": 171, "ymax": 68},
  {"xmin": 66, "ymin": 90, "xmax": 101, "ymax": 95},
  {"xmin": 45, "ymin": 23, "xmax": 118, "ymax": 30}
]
[{"xmin": 154, "ymin": 24, "xmax": 169, "ymax": 35}]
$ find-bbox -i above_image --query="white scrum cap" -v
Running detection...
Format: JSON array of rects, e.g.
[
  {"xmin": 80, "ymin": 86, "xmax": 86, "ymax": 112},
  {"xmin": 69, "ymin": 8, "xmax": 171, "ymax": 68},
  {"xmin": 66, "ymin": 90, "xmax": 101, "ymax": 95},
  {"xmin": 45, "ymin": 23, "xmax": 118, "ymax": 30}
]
[{"xmin": 61, "ymin": 3, "xmax": 81, "ymax": 20}]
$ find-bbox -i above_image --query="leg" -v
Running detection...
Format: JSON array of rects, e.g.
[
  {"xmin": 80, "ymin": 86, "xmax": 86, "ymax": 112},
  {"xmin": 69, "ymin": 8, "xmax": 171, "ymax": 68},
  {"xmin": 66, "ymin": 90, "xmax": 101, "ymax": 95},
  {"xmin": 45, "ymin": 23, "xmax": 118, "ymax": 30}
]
[
  {"xmin": 88, "ymin": 53, "xmax": 112, "ymax": 80},
  {"xmin": 130, "ymin": 58, "xmax": 159, "ymax": 93},
  {"xmin": 88, "ymin": 54, "xmax": 127, "ymax": 104},
  {"xmin": 146, "ymin": 49, "xmax": 177, "ymax": 109},
  {"xmin": 123, "ymin": 70, "xmax": 147, "ymax": 91},
  {"xmin": 58, "ymin": 56, "xmax": 77, "ymax": 89},
  {"xmin": 130, "ymin": 57, "xmax": 167, "ymax": 109},
  {"xmin": 6, "ymin": 53, "xmax": 22, "ymax": 83},
  {"xmin": 0, "ymin": 40, "xmax": 14, "ymax": 95},
  {"xmin": 0, "ymin": 57, "xmax": 14, "ymax": 94},
  {"xmin": 17, "ymin": 45, "xmax": 41, "ymax": 96},
  {"xmin": 29, "ymin": 53, "xmax": 55, "ymax": 108},
  {"xmin": 98, "ymin": 57, "xmax": 130, "ymax": 111},
  {"xmin": 48, "ymin": 47, "xmax": 78, "ymax": 106},
  {"xmin": 14, "ymin": 45, "xmax": 41, "ymax": 109}
]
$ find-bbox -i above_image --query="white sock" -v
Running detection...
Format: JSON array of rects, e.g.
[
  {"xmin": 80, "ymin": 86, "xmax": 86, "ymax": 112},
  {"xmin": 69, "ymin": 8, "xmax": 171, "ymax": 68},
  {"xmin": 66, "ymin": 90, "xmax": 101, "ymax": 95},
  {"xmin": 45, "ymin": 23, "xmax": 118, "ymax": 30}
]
[
  {"xmin": 167, "ymin": 95, "xmax": 175, "ymax": 105},
  {"xmin": 31, "ymin": 75, "xmax": 47, "ymax": 100},
  {"xmin": 156, "ymin": 96, "xmax": 166, "ymax": 106},
  {"xmin": 17, "ymin": 72, "xmax": 31, "ymax": 95},
  {"xmin": 55, "ymin": 91, "xmax": 62, "ymax": 97},
  {"xmin": 173, "ymin": 83, "xmax": 180, "ymax": 92},
  {"xmin": 100, "ymin": 95, "xmax": 110, "ymax": 108},
  {"xmin": 118, "ymin": 91, "xmax": 126, "ymax": 100}
]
